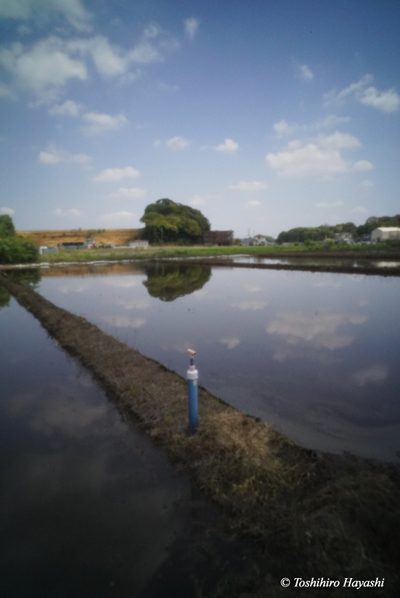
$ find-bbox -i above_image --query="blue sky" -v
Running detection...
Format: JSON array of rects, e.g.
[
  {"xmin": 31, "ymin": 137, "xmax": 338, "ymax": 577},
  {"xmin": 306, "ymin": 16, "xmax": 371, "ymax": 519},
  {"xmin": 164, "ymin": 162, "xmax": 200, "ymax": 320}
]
[{"xmin": 0, "ymin": 0, "xmax": 399, "ymax": 238}]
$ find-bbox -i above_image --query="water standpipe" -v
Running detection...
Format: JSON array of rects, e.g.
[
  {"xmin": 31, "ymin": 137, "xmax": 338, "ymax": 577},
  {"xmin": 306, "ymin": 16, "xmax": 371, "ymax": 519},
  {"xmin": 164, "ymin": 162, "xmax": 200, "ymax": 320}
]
[{"xmin": 187, "ymin": 349, "xmax": 198, "ymax": 435}]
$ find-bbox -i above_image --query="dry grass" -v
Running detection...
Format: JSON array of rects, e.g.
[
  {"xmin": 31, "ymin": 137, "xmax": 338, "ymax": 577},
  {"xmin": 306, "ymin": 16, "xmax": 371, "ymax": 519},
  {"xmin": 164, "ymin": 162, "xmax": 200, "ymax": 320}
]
[
  {"xmin": 1, "ymin": 271, "xmax": 399, "ymax": 597},
  {"xmin": 17, "ymin": 228, "xmax": 141, "ymax": 246}
]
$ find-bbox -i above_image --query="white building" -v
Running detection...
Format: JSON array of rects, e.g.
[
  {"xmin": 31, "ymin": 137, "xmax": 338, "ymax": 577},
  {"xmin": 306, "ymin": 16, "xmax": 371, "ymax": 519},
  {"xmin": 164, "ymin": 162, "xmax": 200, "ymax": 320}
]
[
  {"xmin": 39, "ymin": 245, "xmax": 59, "ymax": 255},
  {"xmin": 129, "ymin": 240, "xmax": 149, "ymax": 248},
  {"xmin": 371, "ymin": 227, "xmax": 400, "ymax": 243}
]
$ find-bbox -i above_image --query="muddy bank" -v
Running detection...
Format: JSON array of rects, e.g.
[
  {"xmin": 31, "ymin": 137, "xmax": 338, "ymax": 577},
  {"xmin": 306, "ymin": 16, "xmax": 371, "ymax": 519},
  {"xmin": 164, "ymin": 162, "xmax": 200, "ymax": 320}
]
[
  {"xmin": 1, "ymin": 272, "xmax": 400, "ymax": 596},
  {"xmin": 258, "ymin": 250, "xmax": 400, "ymax": 259}
]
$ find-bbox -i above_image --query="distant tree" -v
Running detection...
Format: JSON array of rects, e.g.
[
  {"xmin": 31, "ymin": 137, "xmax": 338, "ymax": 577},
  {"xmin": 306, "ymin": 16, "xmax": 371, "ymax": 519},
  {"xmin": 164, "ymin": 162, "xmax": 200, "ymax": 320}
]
[
  {"xmin": 0, "ymin": 215, "xmax": 38, "ymax": 264},
  {"xmin": 0, "ymin": 214, "xmax": 16, "ymax": 237},
  {"xmin": 140, "ymin": 199, "xmax": 211, "ymax": 244},
  {"xmin": 277, "ymin": 222, "xmax": 357, "ymax": 244}
]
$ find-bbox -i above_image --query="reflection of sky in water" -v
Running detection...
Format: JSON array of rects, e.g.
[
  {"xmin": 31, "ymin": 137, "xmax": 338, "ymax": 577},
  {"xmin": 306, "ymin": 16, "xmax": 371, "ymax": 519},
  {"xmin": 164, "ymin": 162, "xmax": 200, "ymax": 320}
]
[
  {"xmin": 0, "ymin": 299, "xmax": 233, "ymax": 596},
  {"xmin": 37, "ymin": 265, "xmax": 400, "ymax": 462}
]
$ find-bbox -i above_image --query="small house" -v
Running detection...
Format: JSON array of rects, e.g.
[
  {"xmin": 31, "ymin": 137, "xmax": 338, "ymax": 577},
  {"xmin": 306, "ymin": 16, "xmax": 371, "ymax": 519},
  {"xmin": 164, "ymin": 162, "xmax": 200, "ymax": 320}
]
[
  {"xmin": 252, "ymin": 234, "xmax": 268, "ymax": 246},
  {"xmin": 334, "ymin": 232, "xmax": 353, "ymax": 244},
  {"xmin": 371, "ymin": 227, "xmax": 400, "ymax": 243}
]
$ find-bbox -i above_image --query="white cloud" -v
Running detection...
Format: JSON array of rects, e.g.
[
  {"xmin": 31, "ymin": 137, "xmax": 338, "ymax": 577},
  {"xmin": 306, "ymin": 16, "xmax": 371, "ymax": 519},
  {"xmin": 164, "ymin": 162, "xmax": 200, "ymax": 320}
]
[
  {"xmin": 70, "ymin": 36, "xmax": 128, "ymax": 76},
  {"xmin": 0, "ymin": 207, "xmax": 14, "ymax": 215},
  {"xmin": 245, "ymin": 200, "xmax": 261, "ymax": 208},
  {"xmin": 116, "ymin": 298, "xmax": 149, "ymax": 310},
  {"xmin": 359, "ymin": 86, "xmax": 400, "ymax": 113},
  {"xmin": 0, "ymin": 30, "xmax": 173, "ymax": 102},
  {"xmin": 49, "ymin": 99, "xmax": 84, "ymax": 116},
  {"xmin": 324, "ymin": 74, "xmax": 374, "ymax": 105},
  {"xmin": 128, "ymin": 42, "xmax": 162, "ymax": 64},
  {"xmin": 189, "ymin": 194, "xmax": 220, "ymax": 207},
  {"xmin": 267, "ymin": 312, "xmax": 354, "ymax": 351},
  {"xmin": 266, "ymin": 132, "xmax": 373, "ymax": 177},
  {"xmin": 229, "ymin": 181, "xmax": 267, "ymax": 191},
  {"xmin": 324, "ymin": 74, "xmax": 399, "ymax": 113},
  {"xmin": 219, "ymin": 336, "xmax": 240, "ymax": 349},
  {"xmin": 318, "ymin": 114, "xmax": 351, "ymax": 129},
  {"xmin": 54, "ymin": 208, "xmax": 83, "ymax": 218},
  {"xmin": 143, "ymin": 24, "xmax": 160, "ymax": 39},
  {"xmin": 98, "ymin": 211, "xmax": 138, "ymax": 225},
  {"xmin": 317, "ymin": 131, "xmax": 360, "ymax": 150},
  {"xmin": 82, "ymin": 112, "xmax": 128, "ymax": 135},
  {"xmin": 109, "ymin": 187, "xmax": 145, "ymax": 199},
  {"xmin": 273, "ymin": 119, "xmax": 296, "ymax": 136},
  {"xmin": 315, "ymin": 201, "xmax": 344, "ymax": 209},
  {"xmin": 273, "ymin": 115, "xmax": 351, "ymax": 138},
  {"xmin": 184, "ymin": 17, "xmax": 200, "ymax": 39},
  {"xmin": 353, "ymin": 364, "xmax": 388, "ymax": 387},
  {"xmin": 351, "ymin": 206, "xmax": 368, "ymax": 214},
  {"xmin": 232, "ymin": 301, "xmax": 267, "ymax": 310},
  {"xmin": 0, "ymin": 0, "xmax": 92, "ymax": 32},
  {"xmin": 360, "ymin": 179, "xmax": 374, "ymax": 188},
  {"xmin": 215, "ymin": 138, "xmax": 238, "ymax": 152},
  {"xmin": 0, "ymin": 82, "xmax": 14, "ymax": 98},
  {"xmin": 102, "ymin": 315, "xmax": 146, "ymax": 329},
  {"xmin": 39, "ymin": 144, "xmax": 91, "ymax": 164},
  {"xmin": 158, "ymin": 81, "xmax": 179, "ymax": 92},
  {"xmin": 93, "ymin": 167, "xmax": 140, "ymax": 183},
  {"xmin": 167, "ymin": 136, "xmax": 189, "ymax": 150},
  {"xmin": 0, "ymin": 37, "xmax": 87, "ymax": 100},
  {"xmin": 189, "ymin": 195, "xmax": 206, "ymax": 206},
  {"xmin": 297, "ymin": 64, "xmax": 313, "ymax": 81}
]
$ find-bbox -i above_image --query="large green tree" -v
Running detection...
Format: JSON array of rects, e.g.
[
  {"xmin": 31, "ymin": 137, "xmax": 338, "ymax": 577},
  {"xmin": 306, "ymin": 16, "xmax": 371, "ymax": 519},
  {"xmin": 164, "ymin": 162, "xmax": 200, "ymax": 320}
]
[{"xmin": 140, "ymin": 198, "xmax": 210, "ymax": 244}]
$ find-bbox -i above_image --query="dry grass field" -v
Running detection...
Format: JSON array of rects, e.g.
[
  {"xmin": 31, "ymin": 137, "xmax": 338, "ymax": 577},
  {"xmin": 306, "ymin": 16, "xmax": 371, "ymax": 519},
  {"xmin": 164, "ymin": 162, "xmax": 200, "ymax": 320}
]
[{"xmin": 17, "ymin": 228, "xmax": 142, "ymax": 246}]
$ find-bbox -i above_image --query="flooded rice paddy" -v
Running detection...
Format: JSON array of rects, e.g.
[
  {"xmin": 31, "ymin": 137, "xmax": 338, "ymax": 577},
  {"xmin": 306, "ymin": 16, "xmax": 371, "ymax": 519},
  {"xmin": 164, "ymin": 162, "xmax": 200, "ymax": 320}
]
[
  {"xmin": 0, "ymin": 292, "xmax": 251, "ymax": 597},
  {"xmin": 24, "ymin": 261, "xmax": 400, "ymax": 463}
]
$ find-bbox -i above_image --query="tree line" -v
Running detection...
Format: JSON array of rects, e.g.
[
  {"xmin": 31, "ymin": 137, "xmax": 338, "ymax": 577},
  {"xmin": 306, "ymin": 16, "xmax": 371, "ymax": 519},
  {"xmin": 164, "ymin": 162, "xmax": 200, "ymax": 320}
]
[{"xmin": 276, "ymin": 215, "xmax": 400, "ymax": 244}]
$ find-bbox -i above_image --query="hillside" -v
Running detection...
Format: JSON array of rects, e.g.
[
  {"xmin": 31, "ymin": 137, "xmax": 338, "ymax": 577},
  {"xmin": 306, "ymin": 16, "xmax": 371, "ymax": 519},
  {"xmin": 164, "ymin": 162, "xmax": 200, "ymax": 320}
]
[{"xmin": 17, "ymin": 228, "xmax": 143, "ymax": 247}]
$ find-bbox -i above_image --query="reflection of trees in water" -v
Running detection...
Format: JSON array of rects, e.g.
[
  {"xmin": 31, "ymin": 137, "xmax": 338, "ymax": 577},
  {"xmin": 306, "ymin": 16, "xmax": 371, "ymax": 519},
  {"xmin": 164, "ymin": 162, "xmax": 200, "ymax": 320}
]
[
  {"xmin": 143, "ymin": 264, "xmax": 211, "ymax": 301},
  {"xmin": 0, "ymin": 285, "xmax": 10, "ymax": 310},
  {"xmin": 8, "ymin": 268, "xmax": 41, "ymax": 289},
  {"xmin": 0, "ymin": 268, "xmax": 41, "ymax": 311}
]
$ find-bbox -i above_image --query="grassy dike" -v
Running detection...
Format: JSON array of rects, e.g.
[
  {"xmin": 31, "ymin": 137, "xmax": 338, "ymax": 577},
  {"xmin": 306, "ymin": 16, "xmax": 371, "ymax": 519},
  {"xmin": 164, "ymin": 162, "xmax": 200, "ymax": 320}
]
[
  {"xmin": 31, "ymin": 241, "xmax": 400, "ymax": 266},
  {"xmin": 1, "ymin": 271, "xmax": 399, "ymax": 596}
]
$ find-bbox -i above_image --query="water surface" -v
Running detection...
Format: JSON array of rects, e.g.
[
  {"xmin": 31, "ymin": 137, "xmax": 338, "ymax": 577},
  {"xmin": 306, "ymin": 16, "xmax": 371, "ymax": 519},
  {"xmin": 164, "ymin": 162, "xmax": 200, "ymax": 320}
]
[
  {"xmin": 33, "ymin": 262, "xmax": 400, "ymax": 462},
  {"xmin": 0, "ymin": 295, "xmax": 247, "ymax": 597}
]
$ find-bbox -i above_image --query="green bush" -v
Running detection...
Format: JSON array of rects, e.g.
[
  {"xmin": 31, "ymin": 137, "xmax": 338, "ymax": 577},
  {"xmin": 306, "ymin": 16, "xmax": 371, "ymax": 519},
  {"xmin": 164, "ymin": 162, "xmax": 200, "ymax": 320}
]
[{"xmin": 0, "ymin": 236, "xmax": 39, "ymax": 264}]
